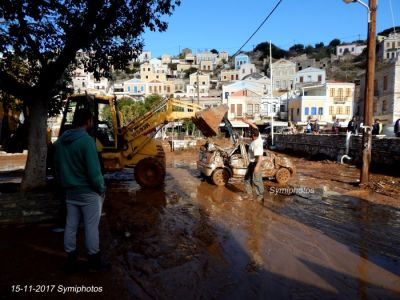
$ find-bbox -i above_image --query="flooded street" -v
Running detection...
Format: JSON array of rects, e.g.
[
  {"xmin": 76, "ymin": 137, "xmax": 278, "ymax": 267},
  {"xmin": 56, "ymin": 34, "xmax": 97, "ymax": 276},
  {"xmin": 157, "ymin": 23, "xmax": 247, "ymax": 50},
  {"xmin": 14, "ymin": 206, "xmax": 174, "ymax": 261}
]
[{"xmin": 104, "ymin": 149, "xmax": 400, "ymax": 299}]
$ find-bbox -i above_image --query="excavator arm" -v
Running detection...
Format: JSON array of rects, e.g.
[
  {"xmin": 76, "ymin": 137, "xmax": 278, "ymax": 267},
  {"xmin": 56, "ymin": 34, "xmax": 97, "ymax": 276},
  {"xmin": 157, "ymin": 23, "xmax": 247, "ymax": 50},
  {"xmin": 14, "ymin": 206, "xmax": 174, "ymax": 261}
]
[{"xmin": 123, "ymin": 98, "xmax": 203, "ymax": 141}]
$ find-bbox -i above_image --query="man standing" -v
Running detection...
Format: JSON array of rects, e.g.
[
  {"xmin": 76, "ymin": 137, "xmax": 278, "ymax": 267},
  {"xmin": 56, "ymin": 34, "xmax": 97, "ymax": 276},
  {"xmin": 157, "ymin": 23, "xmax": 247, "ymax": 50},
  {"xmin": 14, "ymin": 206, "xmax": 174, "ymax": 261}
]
[
  {"xmin": 347, "ymin": 117, "xmax": 357, "ymax": 134},
  {"xmin": 242, "ymin": 118, "xmax": 264, "ymax": 202},
  {"xmin": 394, "ymin": 119, "xmax": 400, "ymax": 137},
  {"xmin": 54, "ymin": 109, "xmax": 107, "ymax": 272}
]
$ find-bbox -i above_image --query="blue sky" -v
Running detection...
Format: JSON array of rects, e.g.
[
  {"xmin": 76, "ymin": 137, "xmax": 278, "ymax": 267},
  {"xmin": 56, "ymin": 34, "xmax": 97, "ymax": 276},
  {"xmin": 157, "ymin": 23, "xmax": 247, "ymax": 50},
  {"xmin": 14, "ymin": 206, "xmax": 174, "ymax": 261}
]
[{"xmin": 142, "ymin": 0, "xmax": 400, "ymax": 57}]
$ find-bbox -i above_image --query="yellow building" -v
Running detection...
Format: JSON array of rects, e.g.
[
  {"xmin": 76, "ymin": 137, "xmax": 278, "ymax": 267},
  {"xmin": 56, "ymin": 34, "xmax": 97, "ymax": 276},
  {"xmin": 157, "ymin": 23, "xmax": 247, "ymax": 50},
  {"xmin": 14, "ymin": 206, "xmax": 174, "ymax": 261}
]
[
  {"xmin": 140, "ymin": 62, "xmax": 167, "ymax": 82},
  {"xmin": 288, "ymin": 81, "xmax": 355, "ymax": 123},
  {"xmin": 220, "ymin": 69, "xmax": 239, "ymax": 82}
]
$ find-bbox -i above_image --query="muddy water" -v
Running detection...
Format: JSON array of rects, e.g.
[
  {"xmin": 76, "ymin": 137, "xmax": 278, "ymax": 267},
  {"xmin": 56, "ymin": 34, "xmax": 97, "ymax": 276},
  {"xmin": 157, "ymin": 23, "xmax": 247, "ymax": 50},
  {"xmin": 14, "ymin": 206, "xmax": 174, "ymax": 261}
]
[{"xmin": 105, "ymin": 150, "xmax": 400, "ymax": 300}]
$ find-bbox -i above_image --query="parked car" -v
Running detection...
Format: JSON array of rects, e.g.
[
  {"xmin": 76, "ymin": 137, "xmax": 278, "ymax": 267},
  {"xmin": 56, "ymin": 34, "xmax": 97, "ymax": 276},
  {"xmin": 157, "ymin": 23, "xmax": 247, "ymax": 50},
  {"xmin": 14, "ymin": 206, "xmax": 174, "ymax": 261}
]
[{"xmin": 197, "ymin": 139, "xmax": 296, "ymax": 186}]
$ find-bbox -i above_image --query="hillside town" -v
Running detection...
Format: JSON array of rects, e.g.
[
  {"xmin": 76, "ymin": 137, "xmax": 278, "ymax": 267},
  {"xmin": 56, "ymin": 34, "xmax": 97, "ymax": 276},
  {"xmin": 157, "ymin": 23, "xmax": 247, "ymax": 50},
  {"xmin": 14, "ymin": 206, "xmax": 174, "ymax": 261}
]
[
  {"xmin": 1, "ymin": 1, "xmax": 400, "ymax": 299},
  {"xmin": 69, "ymin": 31, "xmax": 400, "ymax": 135}
]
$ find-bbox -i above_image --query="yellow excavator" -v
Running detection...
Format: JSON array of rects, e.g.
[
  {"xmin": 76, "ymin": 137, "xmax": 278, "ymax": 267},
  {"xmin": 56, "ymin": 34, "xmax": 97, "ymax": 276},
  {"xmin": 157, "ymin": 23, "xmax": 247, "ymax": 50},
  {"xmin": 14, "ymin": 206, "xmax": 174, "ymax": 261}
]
[{"xmin": 58, "ymin": 94, "xmax": 227, "ymax": 188}]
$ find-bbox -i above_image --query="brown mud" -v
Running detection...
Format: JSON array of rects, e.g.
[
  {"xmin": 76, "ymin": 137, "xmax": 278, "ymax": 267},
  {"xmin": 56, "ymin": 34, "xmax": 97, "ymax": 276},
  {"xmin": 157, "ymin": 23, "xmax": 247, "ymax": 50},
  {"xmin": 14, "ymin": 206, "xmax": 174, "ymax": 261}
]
[{"xmin": 0, "ymin": 148, "xmax": 399, "ymax": 299}]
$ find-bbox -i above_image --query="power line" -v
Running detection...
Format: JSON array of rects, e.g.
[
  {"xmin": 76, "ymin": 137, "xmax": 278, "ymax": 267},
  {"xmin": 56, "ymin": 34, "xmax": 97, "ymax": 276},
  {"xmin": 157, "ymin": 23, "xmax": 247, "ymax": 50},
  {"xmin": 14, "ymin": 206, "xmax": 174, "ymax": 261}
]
[{"xmin": 232, "ymin": 0, "xmax": 284, "ymax": 58}]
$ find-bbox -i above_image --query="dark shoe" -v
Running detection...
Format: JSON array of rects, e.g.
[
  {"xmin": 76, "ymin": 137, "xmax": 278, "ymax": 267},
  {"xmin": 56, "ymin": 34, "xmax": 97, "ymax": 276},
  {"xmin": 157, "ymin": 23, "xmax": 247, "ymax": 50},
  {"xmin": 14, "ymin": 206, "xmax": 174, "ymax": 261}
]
[
  {"xmin": 65, "ymin": 250, "xmax": 79, "ymax": 274},
  {"xmin": 88, "ymin": 252, "xmax": 111, "ymax": 272}
]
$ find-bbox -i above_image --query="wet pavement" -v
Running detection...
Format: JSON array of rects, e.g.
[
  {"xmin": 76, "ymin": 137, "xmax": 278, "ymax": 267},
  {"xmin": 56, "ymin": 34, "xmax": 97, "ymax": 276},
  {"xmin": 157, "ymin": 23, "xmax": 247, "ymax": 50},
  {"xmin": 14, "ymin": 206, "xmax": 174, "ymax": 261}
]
[
  {"xmin": 104, "ymin": 150, "xmax": 400, "ymax": 299},
  {"xmin": 0, "ymin": 148, "xmax": 400, "ymax": 299}
]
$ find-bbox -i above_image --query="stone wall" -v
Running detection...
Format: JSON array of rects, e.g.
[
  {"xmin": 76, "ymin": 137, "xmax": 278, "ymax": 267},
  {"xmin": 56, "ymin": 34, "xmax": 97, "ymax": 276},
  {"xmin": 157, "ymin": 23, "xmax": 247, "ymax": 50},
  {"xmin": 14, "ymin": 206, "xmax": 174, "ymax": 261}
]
[{"xmin": 273, "ymin": 134, "xmax": 400, "ymax": 169}]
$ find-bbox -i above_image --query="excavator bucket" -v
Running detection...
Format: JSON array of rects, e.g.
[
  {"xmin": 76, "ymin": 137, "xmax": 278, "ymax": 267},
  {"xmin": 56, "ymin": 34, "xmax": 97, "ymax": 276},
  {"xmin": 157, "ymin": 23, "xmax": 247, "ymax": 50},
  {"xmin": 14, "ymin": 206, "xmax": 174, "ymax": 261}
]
[{"xmin": 192, "ymin": 104, "xmax": 228, "ymax": 137}]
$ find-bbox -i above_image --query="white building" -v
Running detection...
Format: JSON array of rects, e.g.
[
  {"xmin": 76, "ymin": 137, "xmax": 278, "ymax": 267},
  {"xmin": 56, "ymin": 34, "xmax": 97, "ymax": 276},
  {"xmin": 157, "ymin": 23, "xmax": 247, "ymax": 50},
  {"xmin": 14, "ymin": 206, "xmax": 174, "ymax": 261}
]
[
  {"xmin": 238, "ymin": 63, "xmax": 257, "ymax": 80},
  {"xmin": 138, "ymin": 51, "xmax": 152, "ymax": 63},
  {"xmin": 295, "ymin": 67, "xmax": 326, "ymax": 88},
  {"xmin": 271, "ymin": 59, "xmax": 296, "ymax": 91},
  {"xmin": 222, "ymin": 81, "xmax": 264, "ymax": 103},
  {"xmin": 336, "ymin": 44, "xmax": 366, "ymax": 57},
  {"xmin": 377, "ymin": 32, "xmax": 400, "ymax": 61}
]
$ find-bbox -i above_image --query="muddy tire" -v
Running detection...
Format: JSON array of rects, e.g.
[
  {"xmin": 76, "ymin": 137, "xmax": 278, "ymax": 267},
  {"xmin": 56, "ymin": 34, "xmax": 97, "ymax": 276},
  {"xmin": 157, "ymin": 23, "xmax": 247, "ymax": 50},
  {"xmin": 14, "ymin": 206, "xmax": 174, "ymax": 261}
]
[
  {"xmin": 211, "ymin": 168, "xmax": 230, "ymax": 186},
  {"xmin": 275, "ymin": 167, "xmax": 291, "ymax": 185},
  {"xmin": 134, "ymin": 157, "xmax": 165, "ymax": 188}
]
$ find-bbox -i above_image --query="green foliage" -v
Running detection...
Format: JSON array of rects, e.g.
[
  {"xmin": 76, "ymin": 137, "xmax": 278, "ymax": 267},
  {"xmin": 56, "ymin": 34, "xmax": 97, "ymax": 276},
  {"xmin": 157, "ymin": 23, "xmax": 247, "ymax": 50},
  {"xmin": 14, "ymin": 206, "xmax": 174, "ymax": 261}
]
[
  {"xmin": 289, "ymin": 44, "xmax": 305, "ymax": 54},
  {"xmin": 183, "ymin": 67, "xmax": 198, "ymax": 78},
  {"xmin": 144, "ymin": 94, "xmax": 162, "ymax": 110},
  {"xmin": 377, "ymin": 26, "xmax": 400, "ymax": 37},
  {"xmin": 210, "ymin": 49, "xmax": 219, "ymax": 54},
  {"xmin": 117, "ymin": 94, "xmax": 162, "ymax": 124},
  {"xmin": 328, "ymin": 39, "xmax": 341, "ymax": 48},
  {"xmin": 168, "ymin": 63, "xmax": 178, "ymax": 71},
  {"xmin": 254, "ymin": 42, "xmax": 287, "ymax": 59},
  {"xmin": 0, "ymin": 0, "xmax": 182, "ymax": 103}
]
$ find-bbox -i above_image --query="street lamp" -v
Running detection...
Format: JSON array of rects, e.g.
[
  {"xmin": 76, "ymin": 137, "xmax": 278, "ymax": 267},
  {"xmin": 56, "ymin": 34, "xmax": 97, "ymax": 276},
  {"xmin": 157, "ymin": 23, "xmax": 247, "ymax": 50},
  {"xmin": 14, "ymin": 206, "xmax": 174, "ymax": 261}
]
[{"xmin": 343, "ymin": 0, "xmax": 377, "ymax": 184}]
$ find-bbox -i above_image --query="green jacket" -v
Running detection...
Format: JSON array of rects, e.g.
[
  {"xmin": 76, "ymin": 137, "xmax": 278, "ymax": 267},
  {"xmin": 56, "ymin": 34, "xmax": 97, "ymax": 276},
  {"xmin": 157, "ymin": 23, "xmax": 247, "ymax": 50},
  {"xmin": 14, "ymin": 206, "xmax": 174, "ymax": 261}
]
[{"xmin": 54, "ymin": 128, "xmax": 105, "ymax": 194}]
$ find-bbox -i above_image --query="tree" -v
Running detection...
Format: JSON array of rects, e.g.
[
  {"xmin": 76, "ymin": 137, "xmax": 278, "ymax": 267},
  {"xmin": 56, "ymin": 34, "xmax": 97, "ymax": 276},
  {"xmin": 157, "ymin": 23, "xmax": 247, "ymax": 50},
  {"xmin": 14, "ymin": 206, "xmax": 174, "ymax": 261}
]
[
  {"xmin": 328, "ymin": 39, "xmax": 341, "ymax": 48},
  {"xmin": 254, "ymin": 42, "xmax": 287, "ymax": 59},
  {"xmin": 289, "ymin": 44, "xmax": 305, "ymax": 54},
  {"xmin": 0, "ymin": 0, "xmax": 181, "ymax": 190},
  {"xmin": 210, "ymin": 49, "xmax": 219, "ymax": 54}
]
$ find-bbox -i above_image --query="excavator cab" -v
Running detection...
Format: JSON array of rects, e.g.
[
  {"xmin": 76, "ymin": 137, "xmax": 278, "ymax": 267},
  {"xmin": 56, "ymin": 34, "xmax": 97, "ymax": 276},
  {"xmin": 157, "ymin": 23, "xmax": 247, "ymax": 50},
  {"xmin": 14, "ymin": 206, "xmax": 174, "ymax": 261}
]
[{"xmin": 59, "ymin": 94, "xmax": 120, "ymax": 151}]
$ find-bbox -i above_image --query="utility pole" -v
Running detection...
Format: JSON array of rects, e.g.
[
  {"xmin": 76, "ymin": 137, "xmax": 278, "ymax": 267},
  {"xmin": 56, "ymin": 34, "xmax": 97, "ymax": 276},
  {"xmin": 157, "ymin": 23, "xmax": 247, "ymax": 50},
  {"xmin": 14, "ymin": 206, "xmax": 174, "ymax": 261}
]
[
  {"xmin": 360, "ymin": 0, "xmax": 376, "ymax": 184},
  {"xmin": 197, "ymin": 71, "xmax": 200, "ymax": 105}
]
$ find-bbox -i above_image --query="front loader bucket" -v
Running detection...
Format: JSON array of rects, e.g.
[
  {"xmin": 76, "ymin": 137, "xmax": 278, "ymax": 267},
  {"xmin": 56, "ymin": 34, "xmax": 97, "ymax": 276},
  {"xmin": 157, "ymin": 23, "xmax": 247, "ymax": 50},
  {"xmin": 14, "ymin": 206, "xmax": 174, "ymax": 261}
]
[{"xmin": 192, "ymin": 104, "xmax": 228, "ymax": 137}]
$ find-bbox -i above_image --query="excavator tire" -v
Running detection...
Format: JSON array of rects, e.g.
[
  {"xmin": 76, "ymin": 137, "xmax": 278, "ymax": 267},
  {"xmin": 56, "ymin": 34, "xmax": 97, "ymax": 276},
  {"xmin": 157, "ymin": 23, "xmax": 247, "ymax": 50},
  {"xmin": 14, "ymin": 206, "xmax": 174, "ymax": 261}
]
[
  {"xmin": 134, "ymin": 157, "xmax": 166, "ymax": 188},
  {"xmin": 211, "ymin": 168, "xmax": 230, "ymax": 186},
  {"xmin": 275, "ymin": 167, "xmax": 291, "ymax": 185}
]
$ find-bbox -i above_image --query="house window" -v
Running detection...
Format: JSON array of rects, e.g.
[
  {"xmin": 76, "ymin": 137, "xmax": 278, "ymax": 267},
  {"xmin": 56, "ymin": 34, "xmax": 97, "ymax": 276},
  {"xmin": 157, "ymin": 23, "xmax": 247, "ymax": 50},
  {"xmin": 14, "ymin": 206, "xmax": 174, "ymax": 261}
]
[
  {"xmin": 305, "ymin": 107, "xmax": 309, "ymax": 115},
  {"xmin": 127, "ymin": 86, "xmax": 130, "ymax": 92},
  {"xmin": 247, "ymin": 104, "xmax": 253, "ymax": 115},
  {"xmin": 345, "ymin": 88, "xmax": 351, "ymax": 97},
  {"xmin": 338, "ymin": 88, "xmax": 343, "ymax": 98},
  {"xmin": 383, "ymin": 75, "xmax": 388, "ymax": 91},
  {"xmin": 329, "ymin": 106, "xmax": 334, "ymax": 115},
  {"xmin": 337, "ymin": 106, "xmax": 343, "ymax": 114},
  {"xmin": 297, "ymin": 108, "xmax": 300, "ymax": 115},
  {"xmin": 330, "ymin": 88, "xmax": 335, "ymax": 97},
  {"xmin": 345, "ymin": 106, "xmax": 350, "ymax": 115},
  {"xmin": 223, "ymin": 76, "xmax": 227, "ymax": 80},
  {"xmin": 318, "ymin": 107, "xmax": 323, "ymax": 115},
  {"xmin": 149, "ymin": 86, "xmax": 152, "ymax": 92},
  {"xmin": 300, "ymin": 76, "xmax": 304, "ymax": 83},
  {"xmin": 134, "ymin": 86, "xmax": 137, "ymax": 93},
  {"xmin": 230, "ymin": 104, "xmax": 235, "ymax": 114},
  {"xmin": 231, "ymin": 75, "xmax": 234, "ymax": 80},
  {"xmin": 236, "ymin": 75, "xmax": 239, "ymax": 80},
  {"xmin": 311, "ymin": 107, "xmax": 317, "ymax": 115},
  {"xmin": 237, "ymin": 104, "xmax": 243, "ymax": 116},
  {"xmin": 140, "ymin": 86, "xmax": 144, "ymax": 91},
  {"xmin": 318, "ymin": 75, "xmax": 322, "ymax": 82},
  {"xmin": 255, "ymin": 104, "xmax": 260, "ymax": 113},
  {"xmin": 382, "ymin": 100, "xmax": 387, "ymax": 112}
]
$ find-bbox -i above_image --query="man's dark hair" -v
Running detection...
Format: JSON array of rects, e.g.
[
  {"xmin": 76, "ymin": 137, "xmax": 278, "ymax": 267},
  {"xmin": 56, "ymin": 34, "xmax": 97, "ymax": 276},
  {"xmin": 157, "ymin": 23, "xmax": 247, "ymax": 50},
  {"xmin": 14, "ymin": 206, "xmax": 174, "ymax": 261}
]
[
  {"xmin": 73, "ymin": 108, "xmax": 92, "ymax": 128},
  {"xmin": 250, "ymin": 127, "xmax": 259, "ymax": 137}
]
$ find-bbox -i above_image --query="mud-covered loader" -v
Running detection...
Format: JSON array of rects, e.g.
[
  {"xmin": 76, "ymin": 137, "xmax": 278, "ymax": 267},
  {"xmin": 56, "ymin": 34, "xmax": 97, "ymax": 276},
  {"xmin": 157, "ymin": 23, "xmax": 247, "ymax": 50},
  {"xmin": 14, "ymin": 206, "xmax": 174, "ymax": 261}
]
[{"xmin": 58, "ymin": 94, "xmax": 227, "ymax": 188}]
